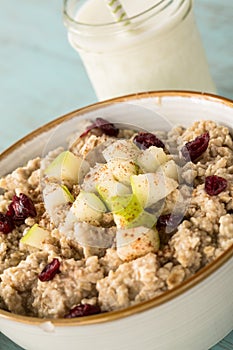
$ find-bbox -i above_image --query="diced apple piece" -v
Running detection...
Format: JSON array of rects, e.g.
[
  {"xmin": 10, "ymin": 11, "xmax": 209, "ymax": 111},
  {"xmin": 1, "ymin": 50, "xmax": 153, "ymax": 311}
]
[
  {"xmin": 73, "ymin": 222, "xmax": 115, "ymax": 249},
  {"xmin": 97, "ymin": 180, "xmax": 131, "ymax": 210},
  {"xmin": 59, "ymin": 209, "xmax": 77, "ymax": 234},
  {"xmin": 131, "ymin": 173, "xmax": 178, "ymax": 208},
  {"xmin": 84, "ymin": 139, "xmax": 114, "ymax": 167},
  {"xmin": 44, "ymin": 150, "xmax": 90, "ymax": 185},
  {"xmin": 116, "ymin": 226, "xmax": 160, "ymax": 261},
  {"xmin": 101, "ymin": 194, "xmax": 132, "ymax": 212},
  {"xmin": 60, "ymin": 184, "xmax": 75, "ymax": 202},
  {"xmin": 60, "ymin": 217, "xmax": 115, "ymax": 250},
  {"xmin": 137, "ymin": 146, "xmax": 168, "ymax": 173},
  {"xmin": 83, "ymin": 161, "xmax": 132, "ymax": 198},
  {"xmin": 114, "ymin": 209, "xmax": 156, "ymax": 229},
  {"xmin": 107, "ymin": 159, "xmax": 139, "ymax": 185},
  {"xmin": 112, "ymin": 194, "xmax": 156, "ymax": 229},
  {"xmin": 71, "ymin": 191, "xmax": 106, "ymax": 225},
  {"xmin": 102, "ymin": 139, "xmax": 140, "ymax": 162},
  {"xmin": 158, "ymin": 159, "xmax": 179, "ymax": 181},
  {"xmin": 43, "ymin": 183, "xmax": 74, "ymax": 224},
  {"xmin": 20, "ymin": 224, "xmax": 50, "ymax": 249},
  {"xmin": 82, "ymin": 163, "xmax": 106, "ymax": 193}
]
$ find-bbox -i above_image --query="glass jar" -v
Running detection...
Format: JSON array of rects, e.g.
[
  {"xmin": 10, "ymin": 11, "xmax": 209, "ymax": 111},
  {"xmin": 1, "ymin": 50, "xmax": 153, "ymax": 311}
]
[{"xmin": 63, "ymin": 0, "xmax": 216, "ymax": 101}]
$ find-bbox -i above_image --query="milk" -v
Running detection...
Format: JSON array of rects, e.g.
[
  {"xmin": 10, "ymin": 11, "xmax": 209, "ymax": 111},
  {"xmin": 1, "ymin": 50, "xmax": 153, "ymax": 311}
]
[{"xmin": 64, "ymin": 0, "xmax": 216, "ymax": 100}]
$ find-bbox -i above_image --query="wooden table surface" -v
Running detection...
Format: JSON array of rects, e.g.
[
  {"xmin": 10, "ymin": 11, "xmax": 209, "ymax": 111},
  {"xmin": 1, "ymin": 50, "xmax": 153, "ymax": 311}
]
[{"xmin": 0, "ymin": 0, "xmax": 233, "ymax": 349}]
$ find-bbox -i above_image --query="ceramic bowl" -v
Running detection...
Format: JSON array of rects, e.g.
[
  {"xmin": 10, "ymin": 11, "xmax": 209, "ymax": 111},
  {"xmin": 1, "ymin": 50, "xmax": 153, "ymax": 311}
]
[{"xmin": 1, "ymin": 91, "xmax": 233, "ymax": 350}]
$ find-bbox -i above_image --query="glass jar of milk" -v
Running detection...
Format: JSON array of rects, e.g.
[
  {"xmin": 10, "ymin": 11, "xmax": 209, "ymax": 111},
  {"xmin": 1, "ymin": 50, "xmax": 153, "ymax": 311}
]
[{"xmin": 63, "ymin": 0, "xmax": 216, "ymax": 101}]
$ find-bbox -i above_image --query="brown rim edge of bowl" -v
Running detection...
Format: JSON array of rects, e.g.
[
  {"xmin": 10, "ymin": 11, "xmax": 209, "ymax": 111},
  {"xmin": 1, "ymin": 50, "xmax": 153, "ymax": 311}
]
[{"xmin": 1, "ymin": 90, "xmax": 233, "ymax": 327}]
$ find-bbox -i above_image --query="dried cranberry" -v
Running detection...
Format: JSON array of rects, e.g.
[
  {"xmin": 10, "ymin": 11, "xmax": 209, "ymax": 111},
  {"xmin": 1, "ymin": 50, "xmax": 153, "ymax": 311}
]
[
  {"xmin": 80, "ymin": 118, "xmax": 119, "ymax": 138},
  {"xmin": 95, "ymin": 118, "xmax": 119, "ymax": 136},
  {"xmin": 38, "ymin": 258, "xmax": 61, "ymax": 282},
  {"xmin": 64, "ymin": 304, "xmax": 101, "ymax": 318},
  {"xmin": 133, "ymin": 132, "xmax": 165, "ymax": 150},
  {"xmin": 11, "ymin": 193, "xmax": 37, "ymax": 222},
  {"xmin": 79, "ymin": 119, "xmax": 101, "ymax": 138},
  {"xmin": 181, "ymin": 132, "xmax": 210, "ymax": 162},
  {"xmin": 156, "ymin": 214, "xmax": 182, "ymax": 245},
  {"xmin": 6, "ymin": 202, "xmax": 24, "ymax": 226},
  {"xmin": 6, "ymin": 202, "xmax": 15, "ymax": 217},
  {"xmin": 205, "ymin": 175, "xmax": 227, "ymax": 196},
  {"xmin": 0, "ymin": 193, "xmax": 36, "ymax": 234},
  {"xmin": 156, "ymin": 214, "xmax": 182, "ymax": 231},
  {"xmin": 0, "ymin": 213, "xmax": 15, "ymax": 234}
]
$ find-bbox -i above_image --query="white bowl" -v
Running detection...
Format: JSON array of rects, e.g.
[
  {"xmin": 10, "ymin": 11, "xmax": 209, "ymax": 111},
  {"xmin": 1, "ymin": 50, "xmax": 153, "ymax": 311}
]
[{"xmin": 1, "ymin": 91, "xmax": 233, "ymax": 350}]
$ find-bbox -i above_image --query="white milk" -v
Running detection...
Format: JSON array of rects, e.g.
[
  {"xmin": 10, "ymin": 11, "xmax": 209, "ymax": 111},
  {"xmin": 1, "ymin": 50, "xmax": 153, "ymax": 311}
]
[{"xmin": 64, "ymin": 0, "xmax": 216, "ymax": 100}]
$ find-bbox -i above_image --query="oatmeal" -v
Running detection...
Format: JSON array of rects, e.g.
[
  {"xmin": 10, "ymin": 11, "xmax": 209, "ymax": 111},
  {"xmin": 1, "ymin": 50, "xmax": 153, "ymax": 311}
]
[{"xmin": 0, "ymin": 118, "xmax": 233, "ymax": 319}]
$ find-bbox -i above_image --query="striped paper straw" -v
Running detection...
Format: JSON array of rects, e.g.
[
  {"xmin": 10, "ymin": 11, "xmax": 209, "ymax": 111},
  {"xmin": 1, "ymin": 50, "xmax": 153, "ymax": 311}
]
[{"xmin": 105, "ymin": 0, "xmax": 130, "ymax": 25}]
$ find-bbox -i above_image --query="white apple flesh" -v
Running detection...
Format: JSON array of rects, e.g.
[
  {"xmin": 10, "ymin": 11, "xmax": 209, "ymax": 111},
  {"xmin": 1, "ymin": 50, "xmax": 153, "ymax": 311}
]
[
  {"xmin": 73, "ymin": 222, "xmax": 115, "ymax": 249},
  {"xmin": 71, "ymin": 191, "xmax": 106, "ymax": 225},
  {"xmin": 131, "ymin": 172, "xmax": 178, "ymax": 208},
  {"xmin": 44, "ymin": 150, "xmax": 90, "ymax": 185},
  {"xmin": 20, "ymin": 224, "xmax": 50, "ymax": 249},
  {"xmin": 82, "ymin": 162, "xmax": 132, "ymax": 196},
  {"xmin": 43, "ymin": 183, "xmax": 74, "ymax": 224},
  {"xmin": 116, "ymin": 226, "xmax": 160, "ymax": 261},
  {"xmin": 158, "ymin": 159, "xmax": 180, "ymax": 181},
  {"xmin": 102, "ymin": 139, "xmax": 140, "ymax": 162},
  {"xmin": 107, "ymin": 159, "xmax": 139, "ymax": 185},
  {"xmin": 136, "ymin": 146, "xmax": 168, "ymax": 173}
]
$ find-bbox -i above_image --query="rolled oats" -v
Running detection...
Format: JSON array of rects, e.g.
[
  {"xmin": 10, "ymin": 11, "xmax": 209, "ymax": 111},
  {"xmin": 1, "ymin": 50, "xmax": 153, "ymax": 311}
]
[{"xmin": 0, "ymin": 119, "xmax": 233, "ymax": 318}]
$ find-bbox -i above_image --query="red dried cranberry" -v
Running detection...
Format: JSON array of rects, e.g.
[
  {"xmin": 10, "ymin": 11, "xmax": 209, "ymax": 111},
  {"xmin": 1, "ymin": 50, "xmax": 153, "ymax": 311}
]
[
  {"xmin": 38, "ymin": 258, "xmax": 61, "ymax": 282},
  {"xmin": 133, "ymin": 132, "xmax": 165, "ymax": 150},
  {"xmin": 64, "ymin": 304, "xmax": 101, "ymax": 318},
  {"xmin": 156, "ymin": 214, "xmax": 182, "ymax": 231},
  {"xmin": 95, "ymin": 118, "xmax": 119, "ymax": 136},
  {"xmin": 0, "ymin": 213, "xmax": 15, "ymax": 234},
  {"xmin": 0, "ymin": 193, "xmax": 36, "ymax": 234},
  {"xmin": 181, "ymin": 132, "xmax": 210, "ymax": 162},
  {"xmin": 79, "ymin": 123, "xmax": 96, "ymax": 138},
  {"xmin": 6, "ymin": 202, "xmax": 24, "ymax": 226},
  {"xmin": 205, "ymin": 175, "xmax": 227, "ymax": 196},
  {"xmin": 80, "ymin": 118, "xmax": 119, "ymax": 138},
  {"xmin": 6, "ymin": 202, "xmax": 15, "ymax": 217},
  {"xmin": 156, "ymin": 213, "xmax": 183, "ymax": 245},
  {"xmin": 11, "ymin": 193, "xmax": 37, "ymax": 222}
]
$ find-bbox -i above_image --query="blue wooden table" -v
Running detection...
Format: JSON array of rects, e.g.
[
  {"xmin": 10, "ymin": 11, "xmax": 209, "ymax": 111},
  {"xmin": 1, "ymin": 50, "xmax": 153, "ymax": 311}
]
[{"xmin": 0, "ymin": 0, "xmax": 233, "ymax": 349}]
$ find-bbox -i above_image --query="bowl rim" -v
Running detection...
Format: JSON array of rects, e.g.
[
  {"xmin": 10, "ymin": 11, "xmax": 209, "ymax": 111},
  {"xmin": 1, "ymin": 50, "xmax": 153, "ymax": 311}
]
[{"xmin": 1, "ymin": 90, "xmax": 233, "ymax": 326}]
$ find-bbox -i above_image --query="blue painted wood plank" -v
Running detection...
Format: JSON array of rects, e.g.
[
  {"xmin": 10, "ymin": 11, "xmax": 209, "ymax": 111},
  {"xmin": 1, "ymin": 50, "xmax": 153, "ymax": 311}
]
[
  {"xmin": 0, "ymin": 0, "xmax": 96, "ymax": 152},
  {"xmin": 212, "ymin": 331, "xmax": 233, "ymax": 350},
  {"xmin": 194, "ymin": 0, "xmax": 233, "ymax": 99},
  {"xmin": 0, "ymin": 333, "xmax": 24, "ymax": 350}
]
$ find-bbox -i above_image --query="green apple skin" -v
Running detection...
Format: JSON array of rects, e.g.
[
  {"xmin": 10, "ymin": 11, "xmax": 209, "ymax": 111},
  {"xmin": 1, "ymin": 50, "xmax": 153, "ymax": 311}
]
[
  {"xmin": 111, "ymin": 194, "xmax": 157, "ymax": 229},
  {"xmin": 44, "ymin": 150, "xmax": 89, "ymax": 185},
  {"xmin": 20, "ymin": 224, "xmax": 50, "ymax": 249},
  {"xmin": 60, "ymin": 184, "xmax": 75, "ymax": 202},
  {"xmin": 100, "ymin": 194, "xmax": 132, "ymax": 212},
  {"xmin": 97, "ymin": 181, "xmax": 131, "ymax": 210}
]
